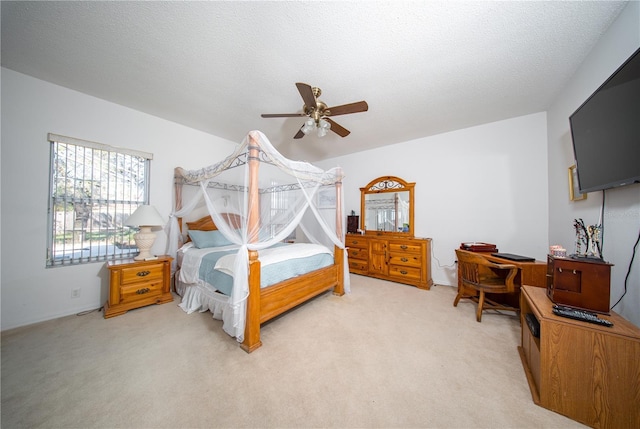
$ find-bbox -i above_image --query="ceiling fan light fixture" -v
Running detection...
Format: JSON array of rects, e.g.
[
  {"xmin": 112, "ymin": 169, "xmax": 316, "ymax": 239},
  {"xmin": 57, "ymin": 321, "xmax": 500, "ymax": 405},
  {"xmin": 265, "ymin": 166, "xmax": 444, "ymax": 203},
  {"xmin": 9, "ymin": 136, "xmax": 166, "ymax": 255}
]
[
  {"xmin": 319, "ymin": 119, "xmax": 331, "ymax": 130},
  {"xmin": 317, "ymin": 118, "xmax": 331, "ymax": 137},
  {"xmin": 262, "ymin": 82, "xmax": 368, "ymax": 139},
  {"xmin": 301, "ymin": 118, "xmax": 315, "ymax": 134}
]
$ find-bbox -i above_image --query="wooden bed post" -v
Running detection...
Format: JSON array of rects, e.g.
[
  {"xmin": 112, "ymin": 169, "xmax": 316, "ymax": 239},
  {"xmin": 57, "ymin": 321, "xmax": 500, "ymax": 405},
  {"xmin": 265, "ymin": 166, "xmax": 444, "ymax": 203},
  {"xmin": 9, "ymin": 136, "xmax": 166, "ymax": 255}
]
[
  {"xmin": 334, "ymin": 168, "xmax": 345, "ymax": 296},
  {"xmin": 174, "ymin": 167, "xmax": 184, "ymax": 232},
  {"xmin": 241, "ymin": 133, "xmax": 263, "ymax": 353}
]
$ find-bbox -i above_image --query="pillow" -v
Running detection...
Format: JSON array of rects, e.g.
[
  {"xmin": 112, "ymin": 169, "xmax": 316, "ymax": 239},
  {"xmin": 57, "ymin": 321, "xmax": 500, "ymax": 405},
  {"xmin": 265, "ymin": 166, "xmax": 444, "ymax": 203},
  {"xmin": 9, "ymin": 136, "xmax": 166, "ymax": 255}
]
[{"xmin": 188, "ymin": 230, "xmax": 234, "ymax": 248}]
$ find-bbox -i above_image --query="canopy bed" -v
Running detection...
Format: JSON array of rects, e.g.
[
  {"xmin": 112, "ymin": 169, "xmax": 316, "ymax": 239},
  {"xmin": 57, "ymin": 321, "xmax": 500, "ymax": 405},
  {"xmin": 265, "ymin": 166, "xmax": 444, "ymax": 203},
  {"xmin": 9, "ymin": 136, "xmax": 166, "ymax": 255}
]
[{"xmin": 167, "ymin": 131, "xmax": 348, "ymax": 353}]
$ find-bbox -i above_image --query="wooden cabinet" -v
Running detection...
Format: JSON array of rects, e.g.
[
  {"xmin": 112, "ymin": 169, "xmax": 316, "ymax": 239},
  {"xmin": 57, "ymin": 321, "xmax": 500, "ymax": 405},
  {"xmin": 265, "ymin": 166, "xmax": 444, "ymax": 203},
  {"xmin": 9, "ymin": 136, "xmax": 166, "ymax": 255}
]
[
  {"xmin": 347, "ymin": 215, "xmax": 359, "ymax": 234},
  {"xmin": 104, "ymin": 256, "xmax": 174, "ymax": 318},
  {"xmin": 518, "ymin": 286, "xmax": 640, "ymax": 428},
  {"xmin": 346, "ymin": 234, "xmax": 432, "ymax": 289},
  {"xmin": 369, "ymin": 238, "xmax": 388, "ymax": 276},
  {"xmin": 546, "ymin": 255, "xmax": 612, "ymax": 313}
]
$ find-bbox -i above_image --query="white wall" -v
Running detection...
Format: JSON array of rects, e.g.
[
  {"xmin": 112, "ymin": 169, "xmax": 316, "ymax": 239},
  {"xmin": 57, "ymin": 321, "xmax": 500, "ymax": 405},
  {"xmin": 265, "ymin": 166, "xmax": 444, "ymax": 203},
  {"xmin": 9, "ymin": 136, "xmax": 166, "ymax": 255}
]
[
  {"xmin": 547, "ymin": 1, "xmax": 640, "ymax": 326},
  {"xmin": 320, "ymin": 112, "xmax": 549, "ymax": 288},
  {"xmin": 1, "ymin": 68, "xmax": 238, "ymax": 330}
]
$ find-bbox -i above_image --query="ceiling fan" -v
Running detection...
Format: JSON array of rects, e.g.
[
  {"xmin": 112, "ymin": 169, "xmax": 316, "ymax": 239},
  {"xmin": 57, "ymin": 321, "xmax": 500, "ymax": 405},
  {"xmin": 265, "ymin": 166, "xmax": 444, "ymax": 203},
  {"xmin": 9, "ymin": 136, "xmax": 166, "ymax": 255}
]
[{"xmin": 261, "ymin": 82, "xmax": 368, "ymax": 139}]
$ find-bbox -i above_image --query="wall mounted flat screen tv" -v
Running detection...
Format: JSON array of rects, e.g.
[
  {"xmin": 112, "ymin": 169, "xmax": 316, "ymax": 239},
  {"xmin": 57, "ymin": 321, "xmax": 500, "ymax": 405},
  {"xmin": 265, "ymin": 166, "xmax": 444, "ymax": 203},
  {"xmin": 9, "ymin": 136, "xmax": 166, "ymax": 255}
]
[{"xmin": 569, "ymin": 47, "xmax": 640, "ymax": 193}]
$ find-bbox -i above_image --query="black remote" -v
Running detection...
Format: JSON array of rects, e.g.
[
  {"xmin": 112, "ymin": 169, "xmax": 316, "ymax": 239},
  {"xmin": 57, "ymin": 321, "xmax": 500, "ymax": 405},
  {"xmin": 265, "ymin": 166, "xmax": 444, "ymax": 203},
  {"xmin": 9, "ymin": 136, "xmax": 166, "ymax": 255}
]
[{"xmin": 552, "ymin": 305, "xmax": 613, "ymax": 327}]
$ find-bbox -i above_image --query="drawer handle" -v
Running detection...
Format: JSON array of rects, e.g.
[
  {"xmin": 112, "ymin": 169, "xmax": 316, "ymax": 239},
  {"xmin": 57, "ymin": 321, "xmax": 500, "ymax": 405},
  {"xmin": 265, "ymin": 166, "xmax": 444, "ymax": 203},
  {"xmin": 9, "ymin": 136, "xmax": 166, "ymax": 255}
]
[
  {"xmin": 557, "ymin": 268, "xmax": 578, "ymax": 275},
  {"xmin": 401, "ymin": 257, "xmax": 409, "ymax": 262},
  {"xmin": 136, "ymin": 287, "xmax": 151, "ymax": 294},
  {"xmin": 400, "ymin": 270, "xmax": 408, "ymax": 275},
  {"xmin": 352, "ymin": 240, "xmax": 358, "ymax": 244},
  {"xmin": 400, "ymin": 245, "xmax": 408, "ymax": 250},
  {"xmin": 136, "ymin": 270, "xmax": 151, "ymax": 277}
]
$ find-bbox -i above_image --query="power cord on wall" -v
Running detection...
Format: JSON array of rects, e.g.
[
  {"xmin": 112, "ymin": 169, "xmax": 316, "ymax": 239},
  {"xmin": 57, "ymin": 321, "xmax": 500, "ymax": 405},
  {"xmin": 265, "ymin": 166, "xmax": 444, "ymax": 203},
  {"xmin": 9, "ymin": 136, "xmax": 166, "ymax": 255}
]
[
  {"xmin": 431, "ymin": 240, "xmax": 457, "ymax": 269},
  {"xmin": 430, "ymin": 240, "xmax": 458, "ymax": 288},
  {"xmin": 77, "ymin": 306, "xmax": 103, "ymax": 316},
  {"xmin": 600, "ymin": 190, "xmax": 606, "ymax": 255},
  {"xmin": 610, "ymin": 226, "xmax": 640, "ymax": 310}
]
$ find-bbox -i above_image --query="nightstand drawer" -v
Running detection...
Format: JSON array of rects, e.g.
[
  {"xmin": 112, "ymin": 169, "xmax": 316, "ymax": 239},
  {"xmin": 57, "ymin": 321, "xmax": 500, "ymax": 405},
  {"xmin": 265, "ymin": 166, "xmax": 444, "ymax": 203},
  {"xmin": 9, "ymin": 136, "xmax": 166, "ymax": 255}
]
[
  {"xmin": 120, "ymin": 280, "xmax": 163, "ymax": 304},
  {"xmin": 120, "ymin": 264, "xmax": 164, "ymax": 285},
  {"xmin": 105, "ymin": 256, "xmax": 173, "ymax": 318}
]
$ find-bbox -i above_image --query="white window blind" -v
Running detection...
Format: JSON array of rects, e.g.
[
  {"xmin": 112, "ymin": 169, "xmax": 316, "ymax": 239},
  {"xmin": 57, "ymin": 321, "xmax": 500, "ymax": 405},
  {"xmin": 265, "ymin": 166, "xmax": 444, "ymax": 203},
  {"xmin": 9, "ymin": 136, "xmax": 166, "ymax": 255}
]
[{"xmin": 47, "ymin": 134, "xmax": 153, "ymax": 267}]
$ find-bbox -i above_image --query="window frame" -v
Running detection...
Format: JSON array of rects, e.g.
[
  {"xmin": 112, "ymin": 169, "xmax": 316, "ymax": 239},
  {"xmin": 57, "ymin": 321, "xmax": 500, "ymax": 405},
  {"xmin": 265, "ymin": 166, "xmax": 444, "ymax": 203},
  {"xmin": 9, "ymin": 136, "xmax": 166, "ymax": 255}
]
[{"xmin": 46, "ymin": 133, "xmax": 153, "ymax": 267}]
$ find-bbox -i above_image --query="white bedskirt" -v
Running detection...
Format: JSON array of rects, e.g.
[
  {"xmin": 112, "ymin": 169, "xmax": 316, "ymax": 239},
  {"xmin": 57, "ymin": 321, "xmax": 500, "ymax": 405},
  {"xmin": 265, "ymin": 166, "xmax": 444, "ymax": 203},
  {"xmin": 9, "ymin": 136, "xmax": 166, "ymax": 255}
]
[{"xmin": 175, "ymin": 271, "xmax": 245, "ymax": 341}]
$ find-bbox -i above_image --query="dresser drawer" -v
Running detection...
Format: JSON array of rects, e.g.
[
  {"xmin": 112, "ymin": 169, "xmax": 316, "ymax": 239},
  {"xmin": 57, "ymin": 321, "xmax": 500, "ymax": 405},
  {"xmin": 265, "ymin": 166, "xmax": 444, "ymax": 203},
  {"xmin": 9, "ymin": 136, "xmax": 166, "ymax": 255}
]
[
  {"xmin": 388, "ymin": 253, "xmax": 422, "ymax": 268},
  {"xmin": 120, "ymin": 280, "xmax": 163, "ymax": 304},
  {"xmin": 348, "ymin": 248, "xmax": 368, "ymax": 260},
  {"xmin": 389, "ymin": 242, "xmax": 422, "ymax": 254},
  {"xmin": 389, "ymin": 265, "xmax": 422, "ymax": 281},
  {"xmin": 346, "ymin": 237, "xmax": 367, "ymax": 249},
  {"xmin": 120, "ymin": 264, "xmax": 164, "ymax": 285},
  {"xmin": 349, "ymin": 260, "xmax": 368, "ymax": 272}
]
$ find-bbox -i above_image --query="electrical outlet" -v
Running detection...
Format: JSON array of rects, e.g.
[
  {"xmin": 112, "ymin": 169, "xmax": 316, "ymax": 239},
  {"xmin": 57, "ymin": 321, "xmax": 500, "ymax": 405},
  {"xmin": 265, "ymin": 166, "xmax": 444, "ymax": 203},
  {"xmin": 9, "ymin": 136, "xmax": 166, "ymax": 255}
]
[{"xmin": 71, "ymin": 288, "xmax": 81, "ymax": 299}]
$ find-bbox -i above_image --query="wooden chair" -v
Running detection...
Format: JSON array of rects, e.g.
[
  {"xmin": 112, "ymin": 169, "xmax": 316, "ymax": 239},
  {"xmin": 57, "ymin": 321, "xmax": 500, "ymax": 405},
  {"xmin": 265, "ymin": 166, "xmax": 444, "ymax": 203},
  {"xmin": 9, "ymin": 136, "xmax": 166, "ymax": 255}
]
[{"xmin": 454, "ymin": 249, "xmax": 519, "ymax": 322}]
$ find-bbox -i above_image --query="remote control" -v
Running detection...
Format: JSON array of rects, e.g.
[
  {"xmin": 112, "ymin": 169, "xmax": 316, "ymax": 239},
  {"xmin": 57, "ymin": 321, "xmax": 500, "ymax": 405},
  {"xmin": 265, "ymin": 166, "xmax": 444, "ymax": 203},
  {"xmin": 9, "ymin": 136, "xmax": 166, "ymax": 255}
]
[{"xmin": 552, "ymin": 305, "xmax": 613, "ymax": 327}]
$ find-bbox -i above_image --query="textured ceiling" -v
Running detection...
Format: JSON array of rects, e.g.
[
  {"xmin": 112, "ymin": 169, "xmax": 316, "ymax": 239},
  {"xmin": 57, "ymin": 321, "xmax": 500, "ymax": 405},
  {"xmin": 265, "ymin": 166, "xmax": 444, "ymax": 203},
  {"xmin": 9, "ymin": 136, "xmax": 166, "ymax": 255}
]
[{"xmin": 1, "ymin": 1, "xmax": 628, "ymax": 161}]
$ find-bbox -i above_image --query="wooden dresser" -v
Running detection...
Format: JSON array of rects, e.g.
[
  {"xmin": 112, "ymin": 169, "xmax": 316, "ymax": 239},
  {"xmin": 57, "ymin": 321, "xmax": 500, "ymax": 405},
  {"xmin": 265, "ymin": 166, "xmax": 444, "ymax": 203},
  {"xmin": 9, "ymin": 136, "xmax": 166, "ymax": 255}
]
[
  {"xmin": 519, "ymin": 285, "xmax": 640, "ymax": 428},
  {"xmin": 346, "ymin": 233, "xmax": 432, "ymax": 289},
  {"xmin": 104, "ymin": 256, "xmax": 174, "ymax": 318}
]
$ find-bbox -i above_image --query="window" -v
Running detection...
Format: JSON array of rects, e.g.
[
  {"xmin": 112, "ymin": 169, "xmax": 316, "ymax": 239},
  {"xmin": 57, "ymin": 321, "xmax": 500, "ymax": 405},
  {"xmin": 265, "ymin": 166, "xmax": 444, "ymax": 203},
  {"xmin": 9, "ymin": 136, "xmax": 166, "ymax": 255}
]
[{"xmin": 46, "ymin": 134, "xmax": 152, "ymax": 267}]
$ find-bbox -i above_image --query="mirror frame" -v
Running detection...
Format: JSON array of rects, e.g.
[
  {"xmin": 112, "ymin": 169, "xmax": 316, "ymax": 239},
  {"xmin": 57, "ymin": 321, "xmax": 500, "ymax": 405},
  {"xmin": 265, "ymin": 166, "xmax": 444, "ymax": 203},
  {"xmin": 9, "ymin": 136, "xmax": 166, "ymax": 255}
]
[{"xmin": 360, "ymin": 176, "xmax": 415, "ymax": 237}]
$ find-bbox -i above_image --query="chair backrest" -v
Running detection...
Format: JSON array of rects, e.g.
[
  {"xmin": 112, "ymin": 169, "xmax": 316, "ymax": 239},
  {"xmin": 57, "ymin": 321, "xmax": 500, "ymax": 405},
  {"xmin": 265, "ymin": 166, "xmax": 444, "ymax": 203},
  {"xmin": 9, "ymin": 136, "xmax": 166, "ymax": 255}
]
[
  {"xmin": 456, "ymin": 249, "xmax": 482, "ymax": 285},
  {"xmin": 455, "ymin": 249, "xmax": 518, "ymax": 292}
]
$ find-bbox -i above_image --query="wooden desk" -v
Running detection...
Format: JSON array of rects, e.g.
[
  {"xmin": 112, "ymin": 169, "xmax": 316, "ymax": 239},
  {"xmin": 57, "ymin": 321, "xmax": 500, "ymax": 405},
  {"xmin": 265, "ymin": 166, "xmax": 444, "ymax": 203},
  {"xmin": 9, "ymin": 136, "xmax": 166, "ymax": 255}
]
[
  {"xmin": 456, "ymin": 251, "xmax": 547, "ymax": 309},
  {"xmin": 519, "ymin": 286, "xmax": 640, "ymax": 428},
  {"xmin": 483, "ymin": 254, "xmax": 547, "ymax": 287}
]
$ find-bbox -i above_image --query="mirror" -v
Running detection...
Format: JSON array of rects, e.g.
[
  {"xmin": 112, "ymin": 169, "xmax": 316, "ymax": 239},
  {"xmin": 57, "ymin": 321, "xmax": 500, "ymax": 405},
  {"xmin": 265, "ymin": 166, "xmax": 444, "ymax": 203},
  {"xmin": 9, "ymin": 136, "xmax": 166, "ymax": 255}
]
[{"xmin": 360, "ymin": 176, "xmax": 415, "ymax": 236}]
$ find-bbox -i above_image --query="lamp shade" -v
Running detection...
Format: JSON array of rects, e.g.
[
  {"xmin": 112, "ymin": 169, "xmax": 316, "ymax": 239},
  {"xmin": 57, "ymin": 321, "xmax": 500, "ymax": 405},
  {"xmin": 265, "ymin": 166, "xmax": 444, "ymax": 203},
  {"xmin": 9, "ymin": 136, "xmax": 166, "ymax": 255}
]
[
  {"xmin": 125, "ymin": 205, "xmax": 165, "ymax": 260},
  {"xmin": 125, "ymin": 205, "xmax": 165, "ymax": 227}
]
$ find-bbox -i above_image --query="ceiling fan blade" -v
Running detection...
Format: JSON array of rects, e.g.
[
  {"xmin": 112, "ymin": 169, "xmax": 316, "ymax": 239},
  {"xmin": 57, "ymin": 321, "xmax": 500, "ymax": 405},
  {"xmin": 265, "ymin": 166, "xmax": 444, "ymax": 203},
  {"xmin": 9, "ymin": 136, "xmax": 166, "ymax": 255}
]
[
  {"xmin": 261, "ymin": 113, "xmax": 305, "ymax": 118},
  {"xmin": 293, "ymin": 128, "xmax": 305, "ymax": 139},
  {"xmin": 326, "ymin": 101, "xmax": 368, "ymax": 116},
  {"xmin": 296, "ymin": 82, "xmax": 317, "ymax": 110},
  {"xmin": 325, "ymin": 118, "xmax": 350, "ymax": 137}
]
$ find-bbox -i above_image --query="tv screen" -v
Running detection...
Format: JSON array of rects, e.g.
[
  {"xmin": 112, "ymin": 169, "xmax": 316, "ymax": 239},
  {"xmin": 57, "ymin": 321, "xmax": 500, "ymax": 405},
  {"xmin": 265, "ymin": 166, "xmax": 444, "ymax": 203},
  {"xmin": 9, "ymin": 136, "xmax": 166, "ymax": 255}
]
[{"xmin": 569, "ymin": 47, "xmax": 640, "ymax": 193}]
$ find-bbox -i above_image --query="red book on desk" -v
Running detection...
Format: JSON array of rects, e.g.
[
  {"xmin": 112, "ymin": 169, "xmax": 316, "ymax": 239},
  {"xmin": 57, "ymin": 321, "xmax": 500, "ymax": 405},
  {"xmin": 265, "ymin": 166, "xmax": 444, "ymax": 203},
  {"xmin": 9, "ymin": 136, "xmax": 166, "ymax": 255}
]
[{"xmin": 460, "ymin": 242, "xmax": 498, "ymax": 252}]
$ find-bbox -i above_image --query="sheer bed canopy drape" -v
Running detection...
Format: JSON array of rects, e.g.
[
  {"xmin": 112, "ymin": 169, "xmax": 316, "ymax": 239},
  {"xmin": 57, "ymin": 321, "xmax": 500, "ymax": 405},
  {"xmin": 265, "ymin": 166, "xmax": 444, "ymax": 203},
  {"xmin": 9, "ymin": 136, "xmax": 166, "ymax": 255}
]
[{"xmin": 166, "ymin": 130, "xmax": 349, "ymax": 341}]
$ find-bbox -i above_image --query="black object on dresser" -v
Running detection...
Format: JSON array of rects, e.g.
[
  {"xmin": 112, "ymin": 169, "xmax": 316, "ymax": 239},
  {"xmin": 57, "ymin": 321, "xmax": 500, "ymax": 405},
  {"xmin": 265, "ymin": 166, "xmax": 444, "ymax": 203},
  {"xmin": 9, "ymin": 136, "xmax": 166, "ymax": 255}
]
[{"xmin": 347, "ymin": 215, "xmax": 359, "ymax": 234}]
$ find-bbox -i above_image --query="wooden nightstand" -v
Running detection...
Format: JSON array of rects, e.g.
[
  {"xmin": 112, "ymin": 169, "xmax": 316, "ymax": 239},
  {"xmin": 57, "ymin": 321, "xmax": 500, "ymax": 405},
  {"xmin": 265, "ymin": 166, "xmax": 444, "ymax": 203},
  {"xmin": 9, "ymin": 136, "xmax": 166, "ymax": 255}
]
[{"xmin": 104, "ymin": 256, "xmax": 173, "ymax": 318}]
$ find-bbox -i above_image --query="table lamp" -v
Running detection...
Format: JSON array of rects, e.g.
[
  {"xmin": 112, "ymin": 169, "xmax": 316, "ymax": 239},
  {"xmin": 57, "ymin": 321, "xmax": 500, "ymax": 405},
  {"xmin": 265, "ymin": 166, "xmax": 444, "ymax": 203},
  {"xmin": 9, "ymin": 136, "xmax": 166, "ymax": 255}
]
[{"xmin": 125, "ymin": 205, "xmax": 165, "ymax": 260}]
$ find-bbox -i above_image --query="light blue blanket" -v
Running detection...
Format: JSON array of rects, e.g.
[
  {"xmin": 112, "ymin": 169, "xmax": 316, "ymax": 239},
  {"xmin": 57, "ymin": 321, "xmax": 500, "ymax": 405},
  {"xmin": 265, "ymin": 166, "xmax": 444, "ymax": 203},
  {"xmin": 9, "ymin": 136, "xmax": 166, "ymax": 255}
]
[{"xmin": 198, "ymin": 244, "xmax": 333, "ymax": 296}]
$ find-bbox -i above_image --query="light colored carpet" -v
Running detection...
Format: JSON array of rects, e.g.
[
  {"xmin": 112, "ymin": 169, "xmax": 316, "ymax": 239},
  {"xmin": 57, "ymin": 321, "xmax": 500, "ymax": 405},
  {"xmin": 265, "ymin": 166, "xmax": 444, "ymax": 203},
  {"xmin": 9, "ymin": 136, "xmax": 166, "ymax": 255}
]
[{"xmin": 1, "ymin": 275, "xmax": 585, "ymax": 428}]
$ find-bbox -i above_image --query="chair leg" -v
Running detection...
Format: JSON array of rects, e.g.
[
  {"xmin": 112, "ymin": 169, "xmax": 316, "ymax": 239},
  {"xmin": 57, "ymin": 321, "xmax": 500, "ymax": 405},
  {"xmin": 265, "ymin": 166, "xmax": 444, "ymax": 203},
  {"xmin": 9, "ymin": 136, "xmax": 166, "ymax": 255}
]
[
  {"xmin": 453, "ymin": 291, "xmax": 463, "ymax": 307},
  {"xmin": 476, "ymin": 290, "xmax": 485, "ymax": 322}
]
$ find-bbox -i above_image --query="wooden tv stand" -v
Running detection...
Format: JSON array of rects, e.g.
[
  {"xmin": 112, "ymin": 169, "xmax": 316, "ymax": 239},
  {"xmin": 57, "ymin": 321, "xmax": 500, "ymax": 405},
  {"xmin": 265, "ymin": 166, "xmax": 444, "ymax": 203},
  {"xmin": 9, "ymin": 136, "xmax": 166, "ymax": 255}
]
[{"xmin": 518, "ymin": 286, "xmax": 640, "ymax": 428}]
